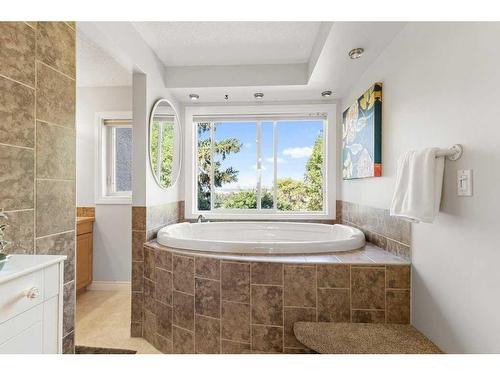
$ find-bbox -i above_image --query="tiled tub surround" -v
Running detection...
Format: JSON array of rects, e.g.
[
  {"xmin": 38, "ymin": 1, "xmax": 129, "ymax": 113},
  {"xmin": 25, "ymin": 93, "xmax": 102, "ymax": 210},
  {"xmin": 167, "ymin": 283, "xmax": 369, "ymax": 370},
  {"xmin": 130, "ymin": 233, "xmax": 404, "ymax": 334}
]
[
  {"xmin": 131, "ymin": 201, "xmax": 184, "ymax": 336},
  {"xmin": 0, "ymin": 22, "xmax": 76, "ymax": 353},
  {"xmin": 135, "ymin": 241, "xmax": 410, "ymax": 353},
  {"xmin": 338, "ymin": 201, "xmax": 411, "ymax": 260}
]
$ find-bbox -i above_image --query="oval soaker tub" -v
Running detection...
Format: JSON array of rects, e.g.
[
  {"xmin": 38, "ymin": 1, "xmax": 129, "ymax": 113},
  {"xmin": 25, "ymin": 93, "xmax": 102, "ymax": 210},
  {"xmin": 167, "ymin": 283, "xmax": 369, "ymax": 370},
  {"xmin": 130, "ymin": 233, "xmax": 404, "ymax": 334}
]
[{"xmin": 156, "ymin": 221, "xmax": 365, "ymax": 254}]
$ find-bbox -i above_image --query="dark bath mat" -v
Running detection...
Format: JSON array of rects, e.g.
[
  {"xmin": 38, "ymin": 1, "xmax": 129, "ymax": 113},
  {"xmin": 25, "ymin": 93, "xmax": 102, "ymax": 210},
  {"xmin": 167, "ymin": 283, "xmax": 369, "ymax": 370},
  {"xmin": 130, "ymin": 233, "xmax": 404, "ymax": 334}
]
[{"xmin": 75, "ymin": 345, "xmax": 137, "ymax": 354}]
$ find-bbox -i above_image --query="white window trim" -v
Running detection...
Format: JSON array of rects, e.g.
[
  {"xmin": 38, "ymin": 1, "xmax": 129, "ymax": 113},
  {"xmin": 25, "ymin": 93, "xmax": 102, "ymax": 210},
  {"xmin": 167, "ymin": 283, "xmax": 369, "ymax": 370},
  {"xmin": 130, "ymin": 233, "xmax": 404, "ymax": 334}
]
[
  {"xmin": 95, "ymin": 111, "xmax": 133, "ymax": 205},
  {"xmin": 184, "ymin": 104, "xmax": 336, "ymax": 220}
]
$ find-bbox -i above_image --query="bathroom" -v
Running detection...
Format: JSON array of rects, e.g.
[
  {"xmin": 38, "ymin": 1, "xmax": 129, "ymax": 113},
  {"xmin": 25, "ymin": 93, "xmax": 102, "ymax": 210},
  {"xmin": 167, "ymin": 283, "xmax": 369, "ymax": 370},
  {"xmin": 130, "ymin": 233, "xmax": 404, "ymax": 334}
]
[{"xmin": 1, "ymin": 1, "xmax": 499, "ymax": 373}]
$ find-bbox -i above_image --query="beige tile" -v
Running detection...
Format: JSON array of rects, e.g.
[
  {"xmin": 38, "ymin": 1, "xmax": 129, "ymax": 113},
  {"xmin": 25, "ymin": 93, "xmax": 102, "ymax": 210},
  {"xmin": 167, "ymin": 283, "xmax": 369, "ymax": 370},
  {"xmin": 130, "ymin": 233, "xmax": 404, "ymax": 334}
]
[
  {"xmin": 317, "ymin": 288, "xmax": 350, "ymax": 322},
  {"xmin": 0, "ymin": 145, "xmax": 34, "ymax": 211},
  {"xmin": 76, "ymin": 290, "xmax": 159, "ymax": 353},
  {"xmin": 251, "ymin": 325, "xmax": 283, "ymax": 353},
  {"xmin": 195, "ymin": 277, "xmax": 220, "ymax": 318},
  {"xmin": 173, "ymin": 291, "xmax": 194, "ymax": 330},
  {"xmin": 351, "ymin": 309, "xmax": 386, "ymax": 323},
  {"xmin": 1, "ymin": 209, "xmax": 34, "ymax": 254},
  {"xmin": 131, "ymin": 261, "xmax": 143, "ymax": 292},
  {"xmin": 221, "ymin": 261, "xmax": 250, "ymax": 303},
  {"xmin": 143, "ymin": 246, "xmax": 156, "ymax": 281},
  {"xmin": 156, "ymin": 249, "xmax": 172, "ymax": 271},
  {"xmin": 36, "ymin": 62, "xmax": 75, "ymax": 128},
  {"xmin": 386, "ymin": 289, "xmax": 410, "ymax": 324},
  {"xmin": 132, "ymin": 206, "xmax": 146, "ymax": 231},
  {"xmin": 172, "ymin": 326, "xmax": 194, "ymax": 354},
  {"xmin": 195, "ymin": 257, "xmax": 220, "ymax": 280},
  {"xmin": 35, "ymin": 179, "xmax": 74, "ymax": 237},
  {"xmin": 251, "ymin": 262, "xmax": 283, "ymax": 285},
  {"xmin": 156, "ymin": 301, "xmax": 172, "ymax": 339},
  {"xmin": 283, "ymin": 347, "xmax": 316, "ymax": 354},
  {"xmin": 251, "ymin": 285, "xmax": 283, "ymax": 325},
  {"xmin": 351, "ymin": 267, "xmax": 385, "ymax": 310},
  {"xmin": 221, "ymin": 339, "xmax": 251, "ymax": 354},
  {"xmin": 36, "ymin": 22, "xmax": 75, "ymax": 78},
  {"xmin": 143, "ymin": 309, "xmax": 157, "ymax": 345},
  {"xmin": 284, "ymin": 307, "xmax": 316, "ymax": 348},
  {"xmin": 63, "ymin": 281, "xmax": 75, "ymax": 336},
  {"xmin": 36, "ymin": 121, "xmax": 75, "ymax": 179},
  {"xmin": 386, "ymin": 265, "xmax": 411, "ymax": 289},
  {"xmin": 0, "ymin": 77, "xmax": 35, "ymax": 147},
  {"xmin": 195, "ymin": 315, "xmax": 220, "ymax": 354},
  {"xmin": 132, "ymin": 231, "xmax": 145, "ymax": 261},
  {"xmin": 155, "ymin": 334, "xmax": 172, "ymax": 353},
  {"xmin": 143, "ymin": 277, "xmax": 156, "ymax": 313},
  {"xmin": 0, "ymin": 22, "xmax": 35, "ymax": 87},
  {"xmin": 221, "ymin": 301, "xmax": 250, "ymax": 342},
  {"xmin": 317, "ymin": 264, "xmax": 350, "ymax": 288},
  {"xmin": 131, "ymin": 292, "xmax": 143, "ymax": 321},
  {"xmin": 173, "ymin": 255, "xmax": 194, "ymax": 294},
  {"xmin": 155, "ymin": 268, "xmax": 172, "ymax": 305},
  {"xmin": 35, "ymin": 230, "xmax": 75, "ymax": 283},
  {"xmin": 284, "ymin": 266, "xmax": 316, "ymax": 307}
]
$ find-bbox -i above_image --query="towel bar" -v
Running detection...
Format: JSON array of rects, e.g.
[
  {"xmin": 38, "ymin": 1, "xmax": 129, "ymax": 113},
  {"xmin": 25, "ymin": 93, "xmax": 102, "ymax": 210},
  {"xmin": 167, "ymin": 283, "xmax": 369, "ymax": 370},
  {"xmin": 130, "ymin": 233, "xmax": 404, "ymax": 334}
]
[{"xmin": 436, "ymin": 144, "xmax": 463, "ymax": 161}]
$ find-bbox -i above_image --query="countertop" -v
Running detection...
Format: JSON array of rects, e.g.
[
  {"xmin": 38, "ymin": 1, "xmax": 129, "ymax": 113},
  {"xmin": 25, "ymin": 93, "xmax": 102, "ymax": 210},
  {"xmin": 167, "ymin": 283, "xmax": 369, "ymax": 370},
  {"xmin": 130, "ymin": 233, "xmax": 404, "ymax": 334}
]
[
  {"xmin": 77, "ymin": 216, "xmax": 95, "ymax": 225},
  {"xmin": 0, "ymin": 255, "xmax": 66, "ymax": 284}
]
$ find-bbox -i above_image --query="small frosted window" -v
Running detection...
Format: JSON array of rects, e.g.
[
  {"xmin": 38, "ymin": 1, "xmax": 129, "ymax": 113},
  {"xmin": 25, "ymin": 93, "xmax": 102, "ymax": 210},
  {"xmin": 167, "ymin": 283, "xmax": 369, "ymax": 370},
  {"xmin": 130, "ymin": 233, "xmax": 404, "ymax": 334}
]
[{"xmin": 114, "ymin": 127, "xmax": 132, "ymax": 192}]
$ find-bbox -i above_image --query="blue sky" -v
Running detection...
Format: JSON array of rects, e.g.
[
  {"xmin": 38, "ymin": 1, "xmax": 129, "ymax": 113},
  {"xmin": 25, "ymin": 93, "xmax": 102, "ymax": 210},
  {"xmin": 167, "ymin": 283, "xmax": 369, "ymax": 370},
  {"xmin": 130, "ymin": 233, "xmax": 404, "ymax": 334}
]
[{"xmin": 211, "ymin": 120, "xmax": 324, "ymax": 191}]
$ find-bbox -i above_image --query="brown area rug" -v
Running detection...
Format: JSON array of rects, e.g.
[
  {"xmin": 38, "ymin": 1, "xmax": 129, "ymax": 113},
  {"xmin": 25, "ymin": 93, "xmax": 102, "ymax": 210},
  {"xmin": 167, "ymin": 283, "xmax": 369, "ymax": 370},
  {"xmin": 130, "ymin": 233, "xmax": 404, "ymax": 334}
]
[
  {"xmin": 75, "ymin": 345, "xmax": 137, "ymax": 354},
  {"xmin": 294, "ymin": 322, "xmax": 442, "ymax": 354}
]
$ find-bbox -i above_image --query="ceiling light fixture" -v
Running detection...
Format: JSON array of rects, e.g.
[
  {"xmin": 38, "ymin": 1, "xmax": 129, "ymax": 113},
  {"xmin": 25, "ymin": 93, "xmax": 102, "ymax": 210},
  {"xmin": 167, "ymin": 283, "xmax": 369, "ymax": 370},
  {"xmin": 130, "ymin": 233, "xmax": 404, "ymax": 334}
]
[
  {"xmin": 348, "ymin": 48, "xmax": 364, "ymax": 59},
  {"xmin": 321, "ymin": 90, "xmax": 333, "ymax": 98},
  {"xmin": 254, "ymin": 92, "xmax": 264, "ymax": 99},
  {"xmin": 189, "ymin": 93, "xmax": 199, "ymax": 101}
]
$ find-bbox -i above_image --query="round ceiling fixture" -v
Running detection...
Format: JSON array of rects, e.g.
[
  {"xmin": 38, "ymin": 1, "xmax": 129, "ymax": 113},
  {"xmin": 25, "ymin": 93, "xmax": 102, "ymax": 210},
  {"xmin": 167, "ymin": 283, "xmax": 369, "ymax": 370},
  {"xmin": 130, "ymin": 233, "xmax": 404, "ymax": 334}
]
[
  {"xmin": 189, "ymin": 93, "xmax": 199, "ymax": 101},
  {"xmin": 254, "ymin": 92, "xmax": 264, "ymax": 99},
  {"xmin": 348, "ymin": 48, "xmax": 364, "ymax": 59},
  {"xmin": 321, "ymin": 90, "xmax": 333, "ymax": 98}
]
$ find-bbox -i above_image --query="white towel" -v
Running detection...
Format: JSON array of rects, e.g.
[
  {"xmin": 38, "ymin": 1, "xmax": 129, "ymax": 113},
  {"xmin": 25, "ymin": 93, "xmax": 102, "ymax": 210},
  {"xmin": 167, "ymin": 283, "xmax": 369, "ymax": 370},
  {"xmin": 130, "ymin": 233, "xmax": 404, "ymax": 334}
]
[{"xmin": 390, "ymin": 148, "xmax": 445, "ymax": 223}]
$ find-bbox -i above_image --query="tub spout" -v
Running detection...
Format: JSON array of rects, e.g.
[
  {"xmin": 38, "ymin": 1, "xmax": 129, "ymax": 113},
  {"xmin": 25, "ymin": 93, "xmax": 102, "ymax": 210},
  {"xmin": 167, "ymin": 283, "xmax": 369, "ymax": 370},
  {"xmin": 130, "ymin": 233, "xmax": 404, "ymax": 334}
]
[{"xmin": 197, "ymin": 214, "xmax": 206, "ymax": 223}]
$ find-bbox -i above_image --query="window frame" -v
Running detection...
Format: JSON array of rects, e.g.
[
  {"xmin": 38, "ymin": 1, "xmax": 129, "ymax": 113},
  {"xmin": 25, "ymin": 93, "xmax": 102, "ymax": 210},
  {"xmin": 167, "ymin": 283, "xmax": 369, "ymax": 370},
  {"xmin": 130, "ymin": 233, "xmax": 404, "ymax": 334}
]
[
  {"xmin": 95, "ymin": 111, "xmax": 133, "ymax": 205},
  {"xmin": 184, "ymin": 104, "xmax": 336, "ymax": 220}
]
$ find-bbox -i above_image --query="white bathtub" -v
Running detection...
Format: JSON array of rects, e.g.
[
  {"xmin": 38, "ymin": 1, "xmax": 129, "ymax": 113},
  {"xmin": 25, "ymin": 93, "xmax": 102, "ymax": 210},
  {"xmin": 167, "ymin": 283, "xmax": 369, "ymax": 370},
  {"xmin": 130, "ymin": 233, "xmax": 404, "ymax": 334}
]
[{"xmin": 156, "ymin": 222, "xmax": 365, "ymax": 254}]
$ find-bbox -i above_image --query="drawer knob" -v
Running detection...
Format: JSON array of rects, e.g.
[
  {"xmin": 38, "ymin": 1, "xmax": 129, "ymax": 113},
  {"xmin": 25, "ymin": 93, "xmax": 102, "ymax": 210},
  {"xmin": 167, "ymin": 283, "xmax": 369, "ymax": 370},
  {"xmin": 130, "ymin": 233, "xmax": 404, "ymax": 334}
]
[{"xmin": 25, "ymin": 287, "xmax": 40, "ymax": 300}]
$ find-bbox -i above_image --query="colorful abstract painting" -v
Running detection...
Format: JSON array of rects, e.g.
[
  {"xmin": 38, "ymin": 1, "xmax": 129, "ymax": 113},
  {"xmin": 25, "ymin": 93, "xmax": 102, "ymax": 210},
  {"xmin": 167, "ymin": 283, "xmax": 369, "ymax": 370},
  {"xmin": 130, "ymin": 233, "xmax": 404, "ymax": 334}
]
[{"xmin": 342, "ymin": 82, "xmax": 382, "ymax": 179}]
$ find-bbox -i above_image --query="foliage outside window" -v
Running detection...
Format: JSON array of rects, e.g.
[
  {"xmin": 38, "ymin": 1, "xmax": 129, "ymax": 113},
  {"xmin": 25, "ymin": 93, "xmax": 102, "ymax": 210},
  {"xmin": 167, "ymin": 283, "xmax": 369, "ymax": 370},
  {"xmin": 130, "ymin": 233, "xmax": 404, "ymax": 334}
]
[
  {"xmin": 150, "ymin": 117, "xmax": 175, "ymax": 188},
  {"xmin": 196, "ymin": 117, "xmax": 325, "ymax": 213}
]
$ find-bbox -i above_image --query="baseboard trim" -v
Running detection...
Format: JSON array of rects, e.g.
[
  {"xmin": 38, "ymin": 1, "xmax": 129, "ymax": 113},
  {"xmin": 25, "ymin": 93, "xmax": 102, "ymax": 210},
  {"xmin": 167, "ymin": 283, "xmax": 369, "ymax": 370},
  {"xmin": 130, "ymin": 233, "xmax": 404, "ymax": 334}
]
[{"xmin": 87, "ymin": 281, "xmax": 131, "ymax": 291}]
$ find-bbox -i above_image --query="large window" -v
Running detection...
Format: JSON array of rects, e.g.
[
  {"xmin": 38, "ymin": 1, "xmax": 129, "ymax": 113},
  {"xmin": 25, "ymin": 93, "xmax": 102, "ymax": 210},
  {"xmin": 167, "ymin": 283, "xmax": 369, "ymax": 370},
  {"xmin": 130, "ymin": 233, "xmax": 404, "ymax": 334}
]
[{"xmin": 195, "ymin": 115, "xmax": 326, "ymax": 214}]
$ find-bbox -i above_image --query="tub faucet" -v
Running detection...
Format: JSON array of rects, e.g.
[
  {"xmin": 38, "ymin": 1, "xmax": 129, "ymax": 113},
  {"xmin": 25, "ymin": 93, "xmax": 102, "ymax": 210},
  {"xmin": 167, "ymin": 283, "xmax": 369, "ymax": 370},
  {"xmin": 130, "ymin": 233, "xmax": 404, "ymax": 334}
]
[{"xmin": 197, "ymin": 214, "xmax": 206, "ymax": 223}]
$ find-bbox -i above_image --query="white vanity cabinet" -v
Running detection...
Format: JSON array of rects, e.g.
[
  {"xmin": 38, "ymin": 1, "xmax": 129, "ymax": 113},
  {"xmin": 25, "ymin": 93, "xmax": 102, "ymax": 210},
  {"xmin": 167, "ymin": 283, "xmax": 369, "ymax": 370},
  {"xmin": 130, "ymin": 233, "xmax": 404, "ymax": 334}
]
[{"xmin": 0, "ymin": 255, "xmax": 66, "ymax": 354}]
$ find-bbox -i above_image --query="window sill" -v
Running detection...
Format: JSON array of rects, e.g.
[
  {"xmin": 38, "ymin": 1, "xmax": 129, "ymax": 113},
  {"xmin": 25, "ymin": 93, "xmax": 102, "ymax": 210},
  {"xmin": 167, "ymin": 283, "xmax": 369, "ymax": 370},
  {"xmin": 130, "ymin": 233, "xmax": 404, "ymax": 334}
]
[
  {"xmin": 95, "ymin": 196, "xmax": 132, "ymax": 205},
  {"xmin": 186, "ymin": 212, "xmax": 335, "ymax": 221}
]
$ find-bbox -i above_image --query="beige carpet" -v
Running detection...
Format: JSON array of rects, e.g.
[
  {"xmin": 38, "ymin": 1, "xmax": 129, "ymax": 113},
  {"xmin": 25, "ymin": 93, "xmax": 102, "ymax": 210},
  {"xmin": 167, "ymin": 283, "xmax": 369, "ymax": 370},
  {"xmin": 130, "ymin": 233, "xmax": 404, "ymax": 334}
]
[
  {"xmin": 294, "ymin": 322, "xmax": 442, "ymax": 354},
  {"xmin": 76, "ymin": 290, "xmax": 160, "ymax": 354}
]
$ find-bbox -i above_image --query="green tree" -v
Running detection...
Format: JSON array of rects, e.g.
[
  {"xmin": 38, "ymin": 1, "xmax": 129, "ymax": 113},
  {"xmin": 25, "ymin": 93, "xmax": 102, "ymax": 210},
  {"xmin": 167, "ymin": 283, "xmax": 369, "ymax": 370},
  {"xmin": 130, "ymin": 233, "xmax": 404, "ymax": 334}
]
[
  {"xmin": 304, "ymin": 133, "xmax": 323, "ymax": 211},
  {"xmin": 151, "ymin": 120, "xmax": 174, "ymax": 187},
  {"xmin": 197, "ymin": 123, "xmax": 243, "ymax": 210}
]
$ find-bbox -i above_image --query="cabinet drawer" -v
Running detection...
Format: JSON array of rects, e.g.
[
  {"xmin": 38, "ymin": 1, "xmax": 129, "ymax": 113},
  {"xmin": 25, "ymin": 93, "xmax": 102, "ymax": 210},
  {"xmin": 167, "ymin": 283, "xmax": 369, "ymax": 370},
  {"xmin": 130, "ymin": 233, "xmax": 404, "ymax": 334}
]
[
  {"xmin": 77, "ymin": 221, "xmax": 93, "ymax": 235},
  {"xmin": 0, "ymin": 270, "xmax": 44, "ymax": 324},
  {"xmin": 0, "ymin": 303, "xmax": 43, "ymax": 346}
]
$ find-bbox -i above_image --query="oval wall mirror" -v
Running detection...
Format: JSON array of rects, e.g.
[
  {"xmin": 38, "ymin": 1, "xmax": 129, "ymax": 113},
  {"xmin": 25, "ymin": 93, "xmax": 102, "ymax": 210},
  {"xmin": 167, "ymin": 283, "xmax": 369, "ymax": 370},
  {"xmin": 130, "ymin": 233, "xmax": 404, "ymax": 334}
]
[{"xmin": 149, "ymin": 99, "xmax": 181, "ymax": 189}]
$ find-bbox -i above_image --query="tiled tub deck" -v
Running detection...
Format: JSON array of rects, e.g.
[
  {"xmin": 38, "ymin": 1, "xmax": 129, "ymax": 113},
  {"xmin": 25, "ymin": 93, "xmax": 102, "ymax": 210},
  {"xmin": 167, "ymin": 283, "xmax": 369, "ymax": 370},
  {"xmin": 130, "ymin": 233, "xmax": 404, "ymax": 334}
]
[{"xmin": 132, "ymin": 242, "xmax": 411, "ymax": 354}]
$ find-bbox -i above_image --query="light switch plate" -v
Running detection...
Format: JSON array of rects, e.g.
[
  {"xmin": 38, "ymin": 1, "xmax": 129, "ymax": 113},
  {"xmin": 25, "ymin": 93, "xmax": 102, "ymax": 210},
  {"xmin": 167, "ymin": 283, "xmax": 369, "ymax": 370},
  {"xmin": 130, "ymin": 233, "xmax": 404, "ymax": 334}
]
[{"xmin": 457, "ymin": 169, "xmax": 473, "ymax": 196}]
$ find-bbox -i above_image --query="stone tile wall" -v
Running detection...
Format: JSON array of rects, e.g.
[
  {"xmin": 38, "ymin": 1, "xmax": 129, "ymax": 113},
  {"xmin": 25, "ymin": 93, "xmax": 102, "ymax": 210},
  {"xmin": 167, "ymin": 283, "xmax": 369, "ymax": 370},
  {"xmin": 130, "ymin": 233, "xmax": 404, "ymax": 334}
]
[
  {"xmin": 140, "ymin": 243, "xmax": 411, "ymax": 354},
  {"xmin": 131, "ymin": 201, "xmax": 183, "ymax": 337},
  {"xmin": 338, "ymin": 201, "xmax": 411, "ymax": 260},
  {"xmin": 0, "ymin": 22, "xmax": 76, "ymax": 353}
]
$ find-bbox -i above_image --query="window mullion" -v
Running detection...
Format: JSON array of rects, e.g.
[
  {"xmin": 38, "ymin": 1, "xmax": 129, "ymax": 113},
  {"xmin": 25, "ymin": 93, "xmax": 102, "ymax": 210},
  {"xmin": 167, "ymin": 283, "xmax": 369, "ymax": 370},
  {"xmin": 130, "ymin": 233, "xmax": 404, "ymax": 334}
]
[
  {"xmin": 273, "ymin": 121, "xmax": 278, "ymax": 212},
  {"xmin": 209, "ymin": 123, "xmax": 215, "ymax": 211},
  {"xmin": 156, "ymin": 122, "xmax": 163, "ymax": 181},
  {"xmin": 256, "ymin": 121, "xmax": 261, "ymax": 211}
]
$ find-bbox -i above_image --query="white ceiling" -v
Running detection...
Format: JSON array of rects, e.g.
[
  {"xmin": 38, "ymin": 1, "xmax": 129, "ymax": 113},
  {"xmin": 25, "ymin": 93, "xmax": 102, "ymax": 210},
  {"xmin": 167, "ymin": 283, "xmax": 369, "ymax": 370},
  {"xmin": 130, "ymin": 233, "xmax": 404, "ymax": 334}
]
[
  {"xmin": 76, "ymin": 31, "xmax": 132, "ymax": 87},
  {"xmin": 132, "ymin": 22, "xmax": 322, "ymax": 67}
]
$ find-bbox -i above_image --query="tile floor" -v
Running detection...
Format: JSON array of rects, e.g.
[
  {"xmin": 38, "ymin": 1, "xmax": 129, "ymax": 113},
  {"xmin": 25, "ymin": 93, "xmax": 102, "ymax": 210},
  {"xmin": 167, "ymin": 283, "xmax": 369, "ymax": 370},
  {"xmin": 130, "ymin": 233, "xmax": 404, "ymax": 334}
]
[{"xmin": 76, "ymin": 290, "xmax": 160, "ymax": 354}]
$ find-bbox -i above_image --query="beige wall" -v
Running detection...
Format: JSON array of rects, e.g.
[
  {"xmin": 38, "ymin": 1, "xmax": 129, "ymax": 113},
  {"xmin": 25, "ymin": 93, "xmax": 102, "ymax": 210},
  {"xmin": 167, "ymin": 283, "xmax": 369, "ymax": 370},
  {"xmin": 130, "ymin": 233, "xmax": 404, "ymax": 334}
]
[
  {"xmin": 0, "ymin": 22, "xmax": 76, "ymax": 353},
  {"xmin": 339, "ymin": 23, "xmax": 500, "ymax": 353}
]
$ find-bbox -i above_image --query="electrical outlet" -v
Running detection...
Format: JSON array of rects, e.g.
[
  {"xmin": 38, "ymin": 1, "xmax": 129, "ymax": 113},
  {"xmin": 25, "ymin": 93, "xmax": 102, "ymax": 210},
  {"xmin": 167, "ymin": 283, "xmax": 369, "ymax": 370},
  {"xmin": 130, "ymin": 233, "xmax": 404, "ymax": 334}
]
[{"xmin": 457, "ymin": 169, "xmax": 473, "ymax": 196}]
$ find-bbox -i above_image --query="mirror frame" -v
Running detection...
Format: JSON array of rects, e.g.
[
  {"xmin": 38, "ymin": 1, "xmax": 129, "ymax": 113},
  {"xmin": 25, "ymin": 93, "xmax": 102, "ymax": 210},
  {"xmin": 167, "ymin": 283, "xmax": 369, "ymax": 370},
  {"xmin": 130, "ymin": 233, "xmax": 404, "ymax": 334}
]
[{"xmin": 148, "ymin": 98, "xmax": 182, "ymax": 190}]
